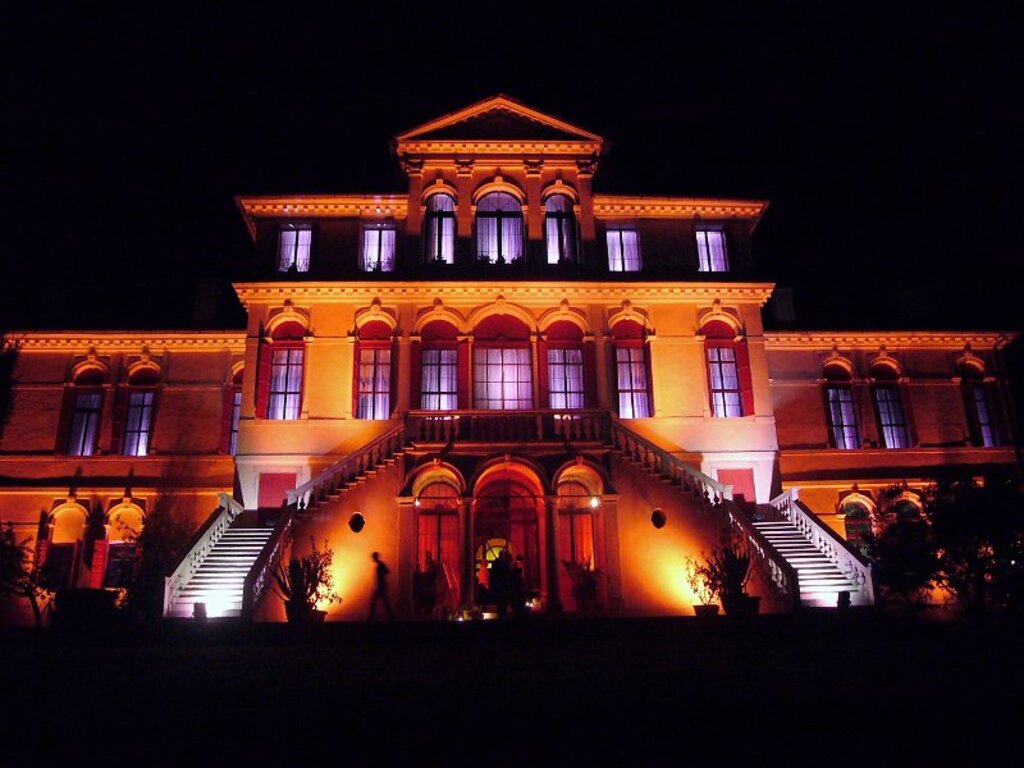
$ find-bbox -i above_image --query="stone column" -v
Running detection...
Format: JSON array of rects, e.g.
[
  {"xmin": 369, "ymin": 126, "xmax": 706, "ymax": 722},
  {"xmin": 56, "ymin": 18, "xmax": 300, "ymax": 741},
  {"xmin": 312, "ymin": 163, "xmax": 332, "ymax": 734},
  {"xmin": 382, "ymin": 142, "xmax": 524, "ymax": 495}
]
[
  {"xmin": 455, "ymin": 160, "xmax": 475, "ymax": 266},
  {"xmin": 545, "ymin": 496, "xmax": 563, "ymax": 613},
  {"xmin": 601, "ymin": 497, "xmax": 624, "ymax": 611},
  {"xmin": 396, "ymin": 498, "xmax": 416, "ymax": 619},
  {"xmin": 461, "ymin": 497, "xmax": 475, "ymax": 608},
  {"xmin": 395, "ymin": 333, "xmax": 411, "ymax": 414},
  {"xmin": 525, "ymin": 160, "xmax": 543, "ymax": 266}
]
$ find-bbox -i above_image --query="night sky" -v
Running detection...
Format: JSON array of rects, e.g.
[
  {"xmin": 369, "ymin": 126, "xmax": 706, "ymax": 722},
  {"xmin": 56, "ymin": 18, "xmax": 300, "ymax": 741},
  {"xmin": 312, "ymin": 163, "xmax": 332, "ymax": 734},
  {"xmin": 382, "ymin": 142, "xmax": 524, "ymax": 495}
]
[{"xmin": 3, "ymin": 5, "xmax": 1020, "ymax": 333}]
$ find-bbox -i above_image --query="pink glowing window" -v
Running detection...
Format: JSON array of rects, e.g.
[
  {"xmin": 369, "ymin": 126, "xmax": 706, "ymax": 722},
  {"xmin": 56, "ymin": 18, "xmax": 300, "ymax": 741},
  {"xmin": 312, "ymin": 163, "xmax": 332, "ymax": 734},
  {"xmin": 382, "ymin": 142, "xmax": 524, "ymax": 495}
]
[
  {"xmin": 548, "ymin": 348, "xmax": 585, "ymax": 410},
  {"xmin": 473, "ymin": 348, "xmax": 532, "ymax": 410},
  {"xmin": 362, "ymin": 225, "xmax": 396, "ymax": 272},
  {"xmin": 424, "ymin": 194, "xmax": 456, "ymax": 264},
  {"xmin": 696, "ymin": 229, "xmax": 729, "ymax": 272},
  {"xmin": 420, "ymin": 348, "xmax": 458, "ymax": 411},
  {"xmin": 476, "ymin": 192, "xmax": 523, "ymax": 263},
  {"xmin": 545, "ymin": 194, "xmax": 577, "ymax": 264},
  {"xmin": 277, "ymin": 227, "xmax": 311, "ymax": 272},
  {"xmin": 268, "ymin": 348, "xmax": 303, "ymax": 420},
  {"xmin": 357, "ymin": 348, "xmax": 392, "ymax": 419},
  {"xmin": 606, "ymin": 228, "xmax": 641, "ymax": 272}
]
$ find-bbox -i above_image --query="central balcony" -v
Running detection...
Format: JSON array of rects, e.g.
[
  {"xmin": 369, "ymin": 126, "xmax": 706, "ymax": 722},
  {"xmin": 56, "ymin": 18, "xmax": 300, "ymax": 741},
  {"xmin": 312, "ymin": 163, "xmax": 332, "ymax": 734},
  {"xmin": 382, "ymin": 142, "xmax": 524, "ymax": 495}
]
[{"xmin": 405, "ymin": 409, "xmax": 610, "ymax": 445}]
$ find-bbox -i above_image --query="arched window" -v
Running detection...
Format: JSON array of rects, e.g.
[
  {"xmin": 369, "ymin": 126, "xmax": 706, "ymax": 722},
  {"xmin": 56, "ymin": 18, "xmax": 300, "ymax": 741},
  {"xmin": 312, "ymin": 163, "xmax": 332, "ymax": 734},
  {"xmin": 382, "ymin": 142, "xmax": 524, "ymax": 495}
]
[
  {"xmin": 41, "ymin": 502, "xmax": 88, "ymax": 589},
  {"xmin": 871, "ymin": 362, "xmax": 909, "ymax": 449},
  {"xmin": 823, "ymin": 362, "xmax": 860, "ymax": 449},
  {"xmin": 220, "ymin": 367, "xmax": 244, "ymax": 455},
  {"xmin": 475, "ymin": 192, "xmax": 523, "ymax": 263},
  {"xmin": 541, "ymin": 320, "xmax": 588, "ymax": 410},
  {"xmin": 114, "ymin": 366, "xmax": 159, "ymax": 456},
  {"xmin": 556, "ymin": 481, "xmax": 595, "ymax": 567},
  {"xmin": 611, "ymin": 319, "xmax": 651, "ymax": 418},
  {"xmin": 840, "ymin": 499, "xmax": 872, "ymax": 552},
  {"xmin": 472, "ymin": 315, "xmax": 533, "ymax": 410},
  {"xmin": 104, "ymin": 502, "xmax": 145, "ymax": 588},
  {"xmin": 545, "ymin": 194, "xmax": 577, "ymax": 264},
  {"xmin": 415, "ymin": 481, "xmax": 461, "ymax": 578},
  {"xmin": 424, "ymin": 193, "xmax": 456, "ymax": 264},
  {"xmin": 59, "ymin": 365, "xmax": 108, "ymax": 456},
  {"xmin": 355, "ymin": 320, "xmax": 394, "ymax": 419},
  {"xmin": 702, "ymin": 320, "xmax": 753, "ymax": 418},
  {"xmin": 960, "ymin": 362, "xmax": 998, "ymax": 447},
  {"xmin": 257, "ymin": 320, "xmax": 306, "ymax": 420},
  {"xmin": 416, "ymin": 320, "xmax": 459, "ymax": 411}
]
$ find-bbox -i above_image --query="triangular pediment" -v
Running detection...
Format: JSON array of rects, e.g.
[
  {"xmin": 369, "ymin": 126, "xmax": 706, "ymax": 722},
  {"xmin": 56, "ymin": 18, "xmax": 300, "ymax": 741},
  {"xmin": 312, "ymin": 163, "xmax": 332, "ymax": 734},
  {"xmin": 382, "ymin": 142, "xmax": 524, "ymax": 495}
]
[{"xmin": 396, "ymin": 95, "xmax": 603, "ymax": 144}]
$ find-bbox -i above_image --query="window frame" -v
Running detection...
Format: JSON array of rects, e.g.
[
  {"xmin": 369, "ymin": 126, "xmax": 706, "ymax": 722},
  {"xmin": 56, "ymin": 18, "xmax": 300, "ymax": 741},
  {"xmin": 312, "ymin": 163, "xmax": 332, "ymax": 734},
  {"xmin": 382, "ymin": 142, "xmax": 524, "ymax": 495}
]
[
  {"xmin": 424, "ymin": 193, "xmax": 456, "ymax": 264},
  {"xmin": 277, "ymin": 226, "xmax": 312, "ymax": 273},
  {"xmin": 121, "ymin": 389, "xmax": 156, "ymax": 457},
  {"xmin": 546, "ymin": 347, "xmax": 586, "ymax": 410},
  {"xmin": 872, "ymin": 383, "xmax": 910, "ymax": 449},
  {"xmin": 824, "ymin": 383, "xmax": 861, "ymax": 449},
  {"xmin": 544, "ymin": 194, "xmax": 578, "ymax": 265},
  {"xmin": 420, "ymin": 347, "xmax": 458, "ymax": 411},
  {"xmin": 606, "ymin": 227, "xmax": 642, "ymax": 272},
  {"xmin": 475, "ymin": 192, "xmax": 524, "ymax": 264},
  {"xmin": 356, "ymin": 346, "xmax": 393, "ymax": 420},
  {"xmin": 472, "ymin": 347, "xmax": 533, "ymax": 411},
  {"xmin": 67, "ymin": 390, "xmax": 104, "ymax": 456},
  {"xmin": 267, "ymin": 345, "xmax": 304, "ymax": 420},
  {"xmin": 361, "ymin": 223, "xmax": 397, "ymax": 272},
  {"xmin": 696, "ymin": 228, "xmax": 729, "ymax": 273}
]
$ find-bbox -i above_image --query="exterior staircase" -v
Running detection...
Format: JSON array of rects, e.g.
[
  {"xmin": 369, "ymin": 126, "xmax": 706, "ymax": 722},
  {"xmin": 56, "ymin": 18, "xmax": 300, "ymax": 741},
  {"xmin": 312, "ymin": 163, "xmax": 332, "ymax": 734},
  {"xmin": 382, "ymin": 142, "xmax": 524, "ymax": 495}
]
[
  {"xmin": 751, "ymin": 520, "xmax": 866, "ymax": 607},
  {"xmin": 165, "ymin": 523, "xmax": 274, "ymax": 618}
]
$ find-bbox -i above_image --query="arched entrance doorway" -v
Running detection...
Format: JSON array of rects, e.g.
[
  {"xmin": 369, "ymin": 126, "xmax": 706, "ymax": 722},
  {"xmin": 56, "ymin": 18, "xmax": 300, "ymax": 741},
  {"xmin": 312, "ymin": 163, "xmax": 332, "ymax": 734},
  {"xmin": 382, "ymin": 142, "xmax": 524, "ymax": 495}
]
[{"xmin": 472, "ymin": 464, "xmax": 545, "ymax": 609}]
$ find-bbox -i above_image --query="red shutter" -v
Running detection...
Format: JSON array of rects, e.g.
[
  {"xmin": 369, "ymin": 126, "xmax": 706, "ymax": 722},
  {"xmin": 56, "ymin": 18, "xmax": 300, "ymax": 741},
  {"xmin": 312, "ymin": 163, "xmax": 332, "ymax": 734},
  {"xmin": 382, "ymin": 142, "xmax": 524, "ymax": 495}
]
[
  {"xmin": 457, "ymin": 340, "xmax": 470, "ymax": 410},
  {"xmin": 900, "ymin": 381, "xmax": 916, "ymax": 447},
  {"xmin": 89, "ymin": 540, "xmax": 109, "ymax": 589},
  {"xmin": 410, "ymin": 342, "xmax": 422, "ymax": 410},
  {"xmin": 582, "ymin": 341, "xmax": 597, "ymax": 409},
  {"xmin": 537, "ymin": 337, "xmax": 550, "ymax": 408},
  {"xmin": 352, "ymin": 341, "xmax": 361, "ymax": 417},
  {"xmin": 736, "ymin": 341, "xmax": 754, "ymax": 416},
  {"xmin": 219, "ymin": 385, "xmax": 235, "ymax": 454},
  {"xmin": 54, "ymin": 387, "xmax": 75, "ymax": 453},
  {"xmin": 255, "ymin": 338, "xmax": 272, "ymax": 418},
  {"xmin": 36, "ymin": 539, "xmax": 50, "ymax": 571},
  {"xmin": 644, "ymin": 342, "xmax": 655, "ymax": 416},
  {"xmin": 111, "ymin": 385, "xmax": 128, "ymax": 455}
]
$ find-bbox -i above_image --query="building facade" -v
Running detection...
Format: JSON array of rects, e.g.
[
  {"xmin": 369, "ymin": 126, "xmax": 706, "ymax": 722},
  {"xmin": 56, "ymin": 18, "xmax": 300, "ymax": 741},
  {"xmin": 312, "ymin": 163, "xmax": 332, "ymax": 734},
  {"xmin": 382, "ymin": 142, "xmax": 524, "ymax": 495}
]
[{"xmin": 1, "ymin": 96, "xmax": 1017, "ymax": 624}]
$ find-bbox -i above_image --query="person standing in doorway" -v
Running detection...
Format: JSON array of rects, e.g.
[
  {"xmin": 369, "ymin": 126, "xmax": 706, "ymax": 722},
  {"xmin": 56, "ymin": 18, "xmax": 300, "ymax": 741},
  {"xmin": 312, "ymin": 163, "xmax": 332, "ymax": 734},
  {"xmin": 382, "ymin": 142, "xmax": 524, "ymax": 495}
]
[{"xmin": 368, "ymin": 551, "xmax": 395, "ymax": 621}]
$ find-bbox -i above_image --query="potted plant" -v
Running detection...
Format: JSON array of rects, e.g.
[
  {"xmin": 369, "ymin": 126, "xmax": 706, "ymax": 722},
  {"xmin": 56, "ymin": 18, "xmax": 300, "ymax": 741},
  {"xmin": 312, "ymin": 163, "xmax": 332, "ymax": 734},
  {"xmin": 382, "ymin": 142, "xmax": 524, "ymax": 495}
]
[
  {"xmin": 272, "ymin": 537, "xmax": 341, "ymax": 623},
  {"xmin": 683, "ymin": 556, "xmax": 720, "ymax": 617},
  {"xmin": 562, "ymin": 558, "xmax": 602, "ymax": 612},
  {"xmin": 700, "ymin": 535, "xmax": 760, "ymax": 616}
]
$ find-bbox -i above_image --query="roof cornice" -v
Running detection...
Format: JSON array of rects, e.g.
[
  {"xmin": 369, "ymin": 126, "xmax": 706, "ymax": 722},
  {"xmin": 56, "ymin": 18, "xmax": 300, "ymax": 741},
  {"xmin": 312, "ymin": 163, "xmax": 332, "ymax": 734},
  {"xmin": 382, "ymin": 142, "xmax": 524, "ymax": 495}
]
[
  {"xmin": 232, "ymin": 281, "xmax": 776, "ymax": 308},
  {"xmin": 594, "ymin": 195, "xmax": 768, "ymax": 225},
  {"xmin": 235, "ymin": 195, "xmax": 408, "ymax": 239},
  {"xmin": 764, "ymin": 331, "xmax": 1015, "ymax": 350},
  {"xmin": 9, "ymin": 331, "xmax": 246, "ymax": 354}
]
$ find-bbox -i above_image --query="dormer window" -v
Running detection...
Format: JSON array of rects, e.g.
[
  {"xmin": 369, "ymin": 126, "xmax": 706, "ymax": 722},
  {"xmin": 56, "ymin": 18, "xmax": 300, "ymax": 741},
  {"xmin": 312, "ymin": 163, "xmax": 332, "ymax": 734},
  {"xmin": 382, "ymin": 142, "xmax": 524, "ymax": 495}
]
[
  {"xmin": 277, "ymin": 227, "xmax": 312, "ymax": 273},
  {"xmin": 362, "ymin": 222, "xmax": 396, "ymax": 272},
  {"xmin": 696, "ymin": 228, "xmax": 729, "ymax": 272},
  {"xmin": 424, "ymin": 194, "xmax": 456, "ymax": 264},
  {"xmin": 545, "ymin": 194, "xmax": 577, "ymax": 264},
  {"xmin": 606, "ymin": 228, "xmax": 641, "ymax": 272},
  {"xmin": 475, "ymin": 192, "xmax": 523, "ymax": 263}
]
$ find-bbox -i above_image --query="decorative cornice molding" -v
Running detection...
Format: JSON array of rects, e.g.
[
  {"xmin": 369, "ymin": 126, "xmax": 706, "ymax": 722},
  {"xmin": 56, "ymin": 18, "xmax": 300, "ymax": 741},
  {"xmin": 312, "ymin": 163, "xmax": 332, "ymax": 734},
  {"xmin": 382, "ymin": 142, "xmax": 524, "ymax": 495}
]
[
  {"xmin": 235, "ymin": 195, "xmax": 409, "ymax": 238},
  {"xmin": 10, "ymin": 332, "xmax": 246, "ymax": 354},
  {"xmin": 232, "ymin": 281, "xmax": 776, "ymax": 308},
  {"xmin": 764, "ymin": 332, "xmax": 1014, "ymax": 351},
  {"xmin": 593, "ymin": 195, "xmax": 768, "ymax": 223},
  {"xmin": 397, "ymin": 140, "xmax": 602, "ymax": 157}
]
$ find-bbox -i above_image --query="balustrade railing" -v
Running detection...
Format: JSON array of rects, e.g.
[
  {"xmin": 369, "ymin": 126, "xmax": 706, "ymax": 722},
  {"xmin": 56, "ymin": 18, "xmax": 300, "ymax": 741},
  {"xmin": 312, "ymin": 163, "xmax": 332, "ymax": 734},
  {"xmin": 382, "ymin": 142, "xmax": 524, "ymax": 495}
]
[
  {"xmin": 163, "ymin": 492, "xmax": 243, "ymax": 617},
  {"xmin": 287, "ymin": 422, "xmax": 406, "ymax": 509},
  {"xmin": 240, "ymin": 503, "xmax": 295, "ymax": 621},
  {"xmin": 724, "ymin": 502, "xmax": 802, "ymax": 609},
  {"xmin": 406, "ymin": 409, "xmax": 609, "ymax": 444},
  {"xmin": 770, "ymin": 488, "xmax": 876, "ymax": 605}
]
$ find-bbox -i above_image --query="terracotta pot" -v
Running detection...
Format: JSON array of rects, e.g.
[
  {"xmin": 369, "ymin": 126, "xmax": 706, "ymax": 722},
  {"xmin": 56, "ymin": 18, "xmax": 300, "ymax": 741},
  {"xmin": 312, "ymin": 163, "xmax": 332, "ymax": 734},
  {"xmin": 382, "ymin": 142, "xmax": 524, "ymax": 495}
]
[
  {"xmin": 720, "ymin": 594, "xmax": 761, "ymax": 616},
  {"xmin": 285, "ymin": 601, "xmax": 326, "ymax": 624},
  {"xmin": 693, "ymin": 604, "xmax": 720, "ymax": 618}
]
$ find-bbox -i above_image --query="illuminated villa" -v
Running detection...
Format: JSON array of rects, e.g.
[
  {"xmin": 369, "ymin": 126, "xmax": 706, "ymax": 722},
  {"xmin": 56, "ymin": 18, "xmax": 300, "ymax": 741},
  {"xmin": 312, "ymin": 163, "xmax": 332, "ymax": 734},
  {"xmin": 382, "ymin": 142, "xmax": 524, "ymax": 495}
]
[{"xmin": 0, "ymin": 96, "xmax": 1016, "ymax": 623}]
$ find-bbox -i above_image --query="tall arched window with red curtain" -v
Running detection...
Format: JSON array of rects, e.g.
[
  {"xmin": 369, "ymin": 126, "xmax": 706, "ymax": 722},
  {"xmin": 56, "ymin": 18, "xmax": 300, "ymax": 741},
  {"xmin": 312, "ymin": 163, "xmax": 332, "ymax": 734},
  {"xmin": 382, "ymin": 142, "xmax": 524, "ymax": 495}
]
[
  {"xmin": 220, "ymin": 367, "xmax": 244, "ymax": 454},
  {"xmin": 57, "ymin": 366, "xmax": 109, "ymax": 456},
  {"xmin": 539, "ymin": 320, "xmax": 592, "ymax": 410},
  {"xmin": 355, "ymin": 320, "xmax": 394, "ymax": 419},
  {"xmin": 472, "ymin": 315, "xmax": 533, "ymax": 410},
  {"xmin": 610, "ymin": 319, "xmax": 651, "ymax": 418},
  {"xmin": 113, "ymin": 365, "xmax": 160, "ymax": 456},
  {"xmin": 256, "ymin": 320, "xmax": 306, "ymax": 420},
  {"xmin": 702, "ymin": 320, "xmax": 753, "ymax": 418},
  {"xmin": 413, "ymin": 320, "xmax": 459, "ymax": 410}
]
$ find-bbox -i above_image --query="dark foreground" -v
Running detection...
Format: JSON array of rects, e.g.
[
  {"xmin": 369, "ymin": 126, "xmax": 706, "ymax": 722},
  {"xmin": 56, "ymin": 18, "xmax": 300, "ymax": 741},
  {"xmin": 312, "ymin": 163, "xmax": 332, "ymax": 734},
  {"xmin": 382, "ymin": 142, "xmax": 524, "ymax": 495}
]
[{"xmin": 1, "ymin": 611, "xmax": 1020, "ymax": 766}]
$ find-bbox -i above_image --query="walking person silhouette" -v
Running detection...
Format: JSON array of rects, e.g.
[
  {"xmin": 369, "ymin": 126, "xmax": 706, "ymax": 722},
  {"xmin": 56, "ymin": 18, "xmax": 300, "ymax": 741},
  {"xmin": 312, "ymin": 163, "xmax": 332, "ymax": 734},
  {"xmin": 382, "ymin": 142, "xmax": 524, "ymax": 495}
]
[{"xmin": 368, "ymin": 551, "xmax": 395, "ymax": 621}]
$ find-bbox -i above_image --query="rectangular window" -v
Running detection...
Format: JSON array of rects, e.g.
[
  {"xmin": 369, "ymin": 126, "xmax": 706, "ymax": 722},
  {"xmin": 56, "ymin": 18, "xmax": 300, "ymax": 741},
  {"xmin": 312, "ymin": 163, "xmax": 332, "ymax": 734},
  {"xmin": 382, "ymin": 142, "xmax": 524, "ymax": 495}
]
[
  {"xmin": 707, "ymin": 347, "xmax": 743, "ymax": 417},
  {"xmin": 473, "ymin": 348, "xmax": 532, "ymax": 410},
  {"xmin": 606, "ymin": 229, "xmax": 642, "ymax": 272},
  {"xmin": 268, "ymin": 348, "xmax": 303, "ymax": 420},
  {"xmin": 357, "ymin": 348, "xmax": 392, "ymax": 419},
  {"xmin": 122, "ymin": 391, "xmax": 154, "ymax": 456},
  {"xmin": 278, "ymin": 228, "xmax": 311, "ymax": 272},
  {"xmin": 615, "ymin": 347, "xmax": 650, "ymax": 418},
  {"xmin": 547, "ymin": 348, "xmax": 585, "ymax": 409},
  {"xmin": 874, "ymin": 385, "xmax": 909, "ymax": 449},
  {"xmin": 417, "ymin": 511, "xmax": 460, "ymax": 572},
  {"xmin": 420, "ymin": 348, "xmax": 457, "ymax": 410},
  {"xmin": 825, "ymin": 385, "xmax": 860, "ymax": 449},
  {"xmin": 68, "ymin": 392, "xmax": 102, "ymax": 456},
  {"xmin": 362, "ymin": 227, "xmax": 396, "ymax": 272},
  {"xmin": 696, "ymin": 229, "xmax": 729, "ymax": 272},
  {"xmin": 228, "ymin": 389, "xmax": 243, "ymax": 455},
  {"xmin": 426, "ymin": 217, "xmax": 455, "ymax": 264},
  {"xmin": 558, "ymin": 511, "xmax": 595, "ymax": 566},
  {"xmin": 971, "ymin": 385, "xmax": 996, "ymax": 447}
]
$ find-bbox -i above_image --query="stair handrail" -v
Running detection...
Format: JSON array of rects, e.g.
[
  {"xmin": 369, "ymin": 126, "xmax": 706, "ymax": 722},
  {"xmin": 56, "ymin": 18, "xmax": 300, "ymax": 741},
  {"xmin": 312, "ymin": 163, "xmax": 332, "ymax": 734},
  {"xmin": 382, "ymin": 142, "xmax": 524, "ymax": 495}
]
[
  {"xmin": 240, "ymin": 503, "xmax": 296, "ymax": 621},
  {"xmin": 608, "ymin": 418, "xmax": 733, "ymax": 505},
  {"xmin": 723, "ymin": 500, "xmax": 802, "ymax": 609},
  {"xmin": 163, "ymin": 492, "xmax": 244, "ymax": 617},
  {"xmin": 770, "ymin": 488, "xmax": 876, "ymax": 606},
  {"xmin": 406, "ymin": 408, "xmax": 610, "ymax": 443},
  {"xmin": 287, "ymin": 422, "xmax": 405, "ymax": 509}
]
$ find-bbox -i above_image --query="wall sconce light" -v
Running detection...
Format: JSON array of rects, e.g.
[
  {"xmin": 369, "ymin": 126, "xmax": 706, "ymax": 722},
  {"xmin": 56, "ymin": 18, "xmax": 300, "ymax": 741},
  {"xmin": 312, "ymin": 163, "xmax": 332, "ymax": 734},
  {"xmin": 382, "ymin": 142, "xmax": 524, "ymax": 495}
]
[{"xmin": 589, "ymin": 496, "xmax": 601, "ymax": 509}]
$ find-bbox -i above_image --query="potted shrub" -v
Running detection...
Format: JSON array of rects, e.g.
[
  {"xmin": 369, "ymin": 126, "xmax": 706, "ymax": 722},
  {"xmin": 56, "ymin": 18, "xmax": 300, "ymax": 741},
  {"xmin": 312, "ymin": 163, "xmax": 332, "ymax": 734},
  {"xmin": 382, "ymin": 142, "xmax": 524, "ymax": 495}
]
[
  {"xmin": 272, "ymin": 537, "xmax": 341, "ymax": 623},
  {"xmin": 700, "ymin": 535, "xmax": 760, "ymax": 616},
  {"xmin": 562, "ymin": 558, "xmax": 602, "ymax": 612},
  {"xmin": 683, "ymin": 556, "xmax": 720, "ymax": 617}
]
